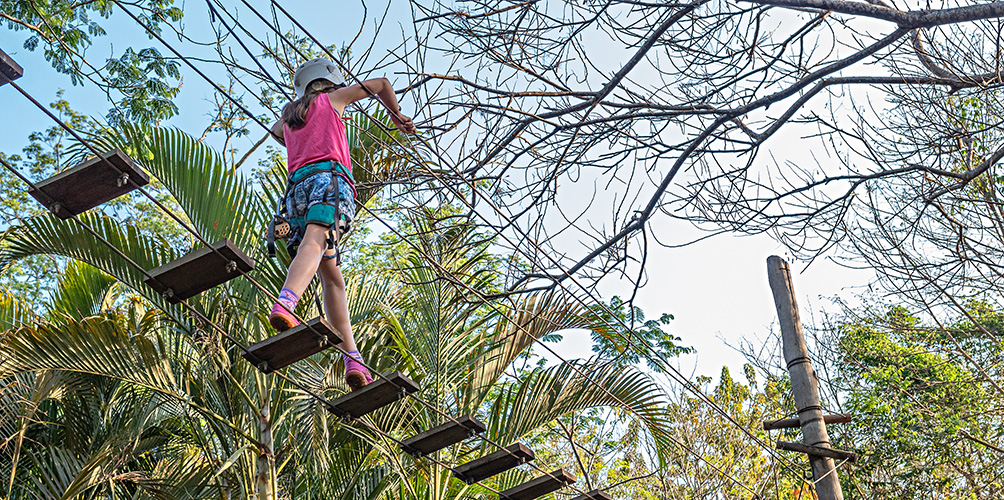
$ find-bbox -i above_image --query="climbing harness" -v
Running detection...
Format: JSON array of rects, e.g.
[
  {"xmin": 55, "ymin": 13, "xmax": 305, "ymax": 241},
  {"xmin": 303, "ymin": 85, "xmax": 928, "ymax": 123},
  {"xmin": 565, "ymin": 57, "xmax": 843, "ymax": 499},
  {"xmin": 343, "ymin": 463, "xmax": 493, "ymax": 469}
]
[{"xmin": 267, "ymin": 159, "xmax": 355, "ymax": 265}]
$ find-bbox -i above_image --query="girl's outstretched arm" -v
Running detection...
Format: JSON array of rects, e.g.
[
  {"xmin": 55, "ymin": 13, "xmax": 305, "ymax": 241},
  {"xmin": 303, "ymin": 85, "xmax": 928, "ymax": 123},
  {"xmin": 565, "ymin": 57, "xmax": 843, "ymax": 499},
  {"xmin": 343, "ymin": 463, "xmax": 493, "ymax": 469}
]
[
  {"xmin": 270, "ymin": 120, "xmax": 286, "ymax": 146},
  {"xmin": 330, "ymin": 78, "xmax": 416, "ymax": 133}
]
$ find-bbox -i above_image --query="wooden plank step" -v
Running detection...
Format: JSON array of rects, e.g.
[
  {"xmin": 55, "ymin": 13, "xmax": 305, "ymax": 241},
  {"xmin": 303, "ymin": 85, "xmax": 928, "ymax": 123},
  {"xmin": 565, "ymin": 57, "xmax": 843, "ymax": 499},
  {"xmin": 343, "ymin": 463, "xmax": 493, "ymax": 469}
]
[
  {"xmin": 0, "ymin": 48, "xmax": 23, "ymax": 85},
  {"xmin": 144, "ymin": 238, "xmax": 254, "ymax": 303},
  {"xmin": 776, "ymin": 440, "xmax": 858, "ymax": 463},
  {"xmin": 453, "ymin": 443, "xmax": 535, "ymax": 484},
  {"xmin": 570, "ymin": 489, "xmax": 613, "ymax": 500},
  {"xmin": 763, "ymin": 413, "xmax": 852, "ymax": 431},
  {"xmin": 400, "ymin": 415, "xmax": 487, "ymax": 458},
  {"xmin": 326, "ymin": 371, "xmax": 420, "ymax": 420},
  {"xmin": 28, "ymin": 149, "xmax": 149, "ymax": 219},
  {"xmin": 499, "ymin": 468, "xmax": 576, "ymax": 500},
  {"xmin": 242, "ymin": 317, "xmax": 343, "ymax": 373}
]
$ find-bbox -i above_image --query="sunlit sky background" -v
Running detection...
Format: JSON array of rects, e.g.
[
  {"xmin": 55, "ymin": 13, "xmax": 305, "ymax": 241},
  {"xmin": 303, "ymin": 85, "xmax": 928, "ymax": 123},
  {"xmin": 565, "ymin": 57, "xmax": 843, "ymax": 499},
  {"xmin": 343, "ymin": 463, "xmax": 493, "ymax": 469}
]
[{"xmin": 0, "ymin": 0, "xmax": 881, "ymax": 381}]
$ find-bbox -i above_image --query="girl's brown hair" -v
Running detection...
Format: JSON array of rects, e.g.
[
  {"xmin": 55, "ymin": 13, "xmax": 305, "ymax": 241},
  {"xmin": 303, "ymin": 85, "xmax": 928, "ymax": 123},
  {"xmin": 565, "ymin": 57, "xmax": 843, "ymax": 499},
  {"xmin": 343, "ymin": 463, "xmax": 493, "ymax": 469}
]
[{"xmin": 281, "ymin": 79, "xmax": 346, "ymax": 129}]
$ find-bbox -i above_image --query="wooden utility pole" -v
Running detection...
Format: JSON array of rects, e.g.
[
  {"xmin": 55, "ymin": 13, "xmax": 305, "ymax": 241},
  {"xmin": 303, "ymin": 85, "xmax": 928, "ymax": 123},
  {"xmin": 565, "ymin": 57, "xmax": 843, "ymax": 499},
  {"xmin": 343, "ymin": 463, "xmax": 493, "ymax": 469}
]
[{"xmin": 766, "ymin": 256, "xmax": 847, "ymax": 500}]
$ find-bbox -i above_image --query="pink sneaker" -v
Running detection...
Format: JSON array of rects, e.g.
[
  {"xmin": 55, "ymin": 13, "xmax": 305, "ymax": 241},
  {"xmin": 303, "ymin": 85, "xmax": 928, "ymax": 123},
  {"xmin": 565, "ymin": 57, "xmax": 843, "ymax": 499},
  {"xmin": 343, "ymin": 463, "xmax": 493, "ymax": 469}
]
[
  {"xmin": 268, "ymin": 302, "xmax": 299, "ymax": 332},
  {"xmin": 345, "ymin": 357, "xmax": 373, "ymax": 391}
]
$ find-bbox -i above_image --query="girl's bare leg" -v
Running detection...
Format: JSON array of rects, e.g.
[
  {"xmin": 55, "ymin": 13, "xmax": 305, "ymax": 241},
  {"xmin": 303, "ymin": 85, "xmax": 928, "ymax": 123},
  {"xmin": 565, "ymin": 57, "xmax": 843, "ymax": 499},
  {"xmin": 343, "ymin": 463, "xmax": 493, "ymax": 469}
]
[
  {"xmin": 281, "ymin": 224, "xmax": 329, "ymax": 295},
  {"xmin": 318, "ymin": 251, "xmax": 357, "ymax": 353},
  {"xmin": 269, "ymin": 224, "xmax": 328, "ymax": 331},
  {"xmin": 318, "ymin": 245, "xmax": 370, "ymax": 389}
]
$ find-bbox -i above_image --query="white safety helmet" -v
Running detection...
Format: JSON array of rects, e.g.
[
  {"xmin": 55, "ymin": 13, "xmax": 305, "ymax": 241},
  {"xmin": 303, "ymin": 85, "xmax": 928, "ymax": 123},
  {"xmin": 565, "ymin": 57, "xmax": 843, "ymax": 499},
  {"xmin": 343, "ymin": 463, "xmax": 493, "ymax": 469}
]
[{"xmin": 292, "ymin": 58, "xmax": 345, "ymax": 98}]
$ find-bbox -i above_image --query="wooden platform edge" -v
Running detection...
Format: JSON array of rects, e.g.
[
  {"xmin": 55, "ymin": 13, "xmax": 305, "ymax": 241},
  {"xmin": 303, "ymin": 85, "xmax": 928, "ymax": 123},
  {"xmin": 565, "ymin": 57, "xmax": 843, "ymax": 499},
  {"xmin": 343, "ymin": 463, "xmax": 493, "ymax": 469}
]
[
  {"xmin": 763, "ymin": 413, "xmax": 852, "ymax": 431},
  {"xmin": 144, "ymin": 238, "xmax": 255, "ymax": 302},
  {"xmin": 776, "ymin": 440, "xmax": 858, "ymax": 463},
  {"xmin": 570, "ymin": 489, "xmax": 613, "ymax": 500},
  {"xmin": 452, "ymin": 442, "xmax": 535, "ymax": 484},
  {"xmin": 324, "ymin": 371, "xmax": 420, "ymax": 421},
  {"xmin": 0, "ymin": 48, "xmax": 23, "ymax": 85},
  {"xmin": 499, "ymin": 468, "xmax": 576, "ymax": 500},
  {"xmin": 400, "ymin": 415, "xmax": 487, "ymax": 457},
  {"xmin": 26, "ymin": 149, "xmax": 151, "ymax": 219},
  {"xmin": 241, "ymin": 318, "xmax": 342, "ymax": 374}
]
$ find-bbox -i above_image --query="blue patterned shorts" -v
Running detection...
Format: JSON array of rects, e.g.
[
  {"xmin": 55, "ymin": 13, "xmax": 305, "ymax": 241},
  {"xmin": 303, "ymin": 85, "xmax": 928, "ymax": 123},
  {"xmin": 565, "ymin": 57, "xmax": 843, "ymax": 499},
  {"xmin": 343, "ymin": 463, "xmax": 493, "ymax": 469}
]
[{"xmin": 285, "ymin": 172, "xmax": 355, "ymax": 247}]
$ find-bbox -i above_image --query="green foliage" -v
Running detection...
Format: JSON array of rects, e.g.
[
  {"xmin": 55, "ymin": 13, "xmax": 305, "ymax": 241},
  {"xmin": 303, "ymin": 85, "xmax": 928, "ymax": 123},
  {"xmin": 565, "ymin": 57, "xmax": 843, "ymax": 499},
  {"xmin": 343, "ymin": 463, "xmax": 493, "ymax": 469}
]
[
  {"xmin": 45, "ymin": 259, "xmax": 116, "ymax": 319},
  {"xmin": 586, "ymin": 295, "xmax": 691, "ymax": 374},
  {"xmin": 658, "ymin": 366, "xmax": 803, "ymax": 500},
  {"xmin": 834, "ymin": 302, "xmax": 1002, "ymax": 499},
  {"xmin": 1, "ymin": 0, "xmax": 183, "ymax": 125},
  {"xmin": 105, "ymin": 47, "xmax": 181, "ymax": 125},
  {"xmin": 523, "ymin": 364, "xmax": 806, "ymax": 500},
  {"xmin": 0, "ymin": 91, "xmax": 98, "ymax": 223},
  {"xmin": 0, "ymin": 91, "xmax": 99, "ymax": 305}
]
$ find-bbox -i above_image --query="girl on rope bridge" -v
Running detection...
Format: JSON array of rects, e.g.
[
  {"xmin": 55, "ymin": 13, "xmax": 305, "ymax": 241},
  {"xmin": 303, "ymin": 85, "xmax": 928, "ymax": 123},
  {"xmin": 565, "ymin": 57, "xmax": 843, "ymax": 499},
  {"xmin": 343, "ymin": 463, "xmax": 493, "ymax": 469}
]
[{"xmin": 269, "ymin": 58, "xmax": 415, "ymax": 390}]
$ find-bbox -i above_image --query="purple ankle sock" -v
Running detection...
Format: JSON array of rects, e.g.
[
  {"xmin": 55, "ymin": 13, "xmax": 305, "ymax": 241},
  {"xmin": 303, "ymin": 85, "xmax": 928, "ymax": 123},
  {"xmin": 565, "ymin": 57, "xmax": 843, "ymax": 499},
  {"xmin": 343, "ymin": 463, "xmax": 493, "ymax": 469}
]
[{"xmin": 276, "ymin": 288, "xmax": 299, "ymax": 312}]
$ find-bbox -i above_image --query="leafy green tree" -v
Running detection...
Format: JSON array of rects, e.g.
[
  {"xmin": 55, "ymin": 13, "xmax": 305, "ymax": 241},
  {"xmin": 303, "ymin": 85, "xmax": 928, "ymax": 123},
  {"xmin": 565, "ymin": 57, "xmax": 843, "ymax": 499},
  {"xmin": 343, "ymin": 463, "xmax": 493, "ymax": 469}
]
[
  {"xmin": 586, "ymin": 295, "xmax": 692, "ymax": 374},
  {"xmin": 832, "ymin": 303, "xmax": 1003, "ymax": 499},
  {"xmin": 1, "ymin": 0, "xmax": 183, "ymax": 125},
  {"xmin": 521, "ymin": 364, "xmax": 810, "ymax": 500},
  {"xmin": 0, "ymin": 92, "xmax": 189, "ymax": 306},
  {"xmin": 0, "ymin": 275, "xmax": 218, "ymax": 498},
  {"xmin": 0, "ymin": 91, "xmax": 99, "ymax": 306}
]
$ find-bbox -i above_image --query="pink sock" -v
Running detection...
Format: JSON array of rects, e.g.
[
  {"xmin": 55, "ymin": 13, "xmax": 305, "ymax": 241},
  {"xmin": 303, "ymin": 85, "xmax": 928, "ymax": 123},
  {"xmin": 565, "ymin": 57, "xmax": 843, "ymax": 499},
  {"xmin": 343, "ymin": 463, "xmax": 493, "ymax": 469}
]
[{"xmin": 276, "ymin": 288, "xmax": 299, "ymax": 313}]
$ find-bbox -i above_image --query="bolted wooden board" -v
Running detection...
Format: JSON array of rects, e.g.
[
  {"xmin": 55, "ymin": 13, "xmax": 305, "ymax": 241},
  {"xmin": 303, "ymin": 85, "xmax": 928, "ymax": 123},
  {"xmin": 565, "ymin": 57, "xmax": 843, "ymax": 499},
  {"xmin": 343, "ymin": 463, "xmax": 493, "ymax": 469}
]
[
  {"xmin": 0, "ymin": 48, "xmax": 23, "ymax": 85},
  {"xmin": 570, "ymin": 489, "xmax": 613, "ymax": 500},
  {"xmin": 453, "ymin": 443, "xmax": 535, "ymax": 484},
  {"xmin": 28, "ymin": 149, "xmax": 150, "ymax": 219},
  {"xmin": 243, "ymin": 317, "xmax": 343, "ymax": 373},
  {"xmin": 499, "ymin": 468, "xmax": 576, "ymax": 500},
  {"xmin": 144, "ymin": 238, "xmax": 254, "ymax": 303},
  {"xmin": 400, "ymin": 415, "xmax": 487, "ymax": 458},
  {"xmin": 776, "ymin": 440, "xmax": 858, "ymax": 463},
  {"xmin": 763, "ymin": 413, "xmax": 852, "ymax": 431},
  {"xmin": 326, "ymin": 371, "xmax": 420, "ymax": 420}
]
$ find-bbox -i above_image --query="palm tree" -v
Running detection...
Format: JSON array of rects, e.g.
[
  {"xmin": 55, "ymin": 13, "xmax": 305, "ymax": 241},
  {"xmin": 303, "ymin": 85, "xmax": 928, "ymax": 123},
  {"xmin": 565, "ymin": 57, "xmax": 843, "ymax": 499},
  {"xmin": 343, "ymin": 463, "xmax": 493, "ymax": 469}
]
[
  {"xmin": 0, "ymin": 262, "xmax": 220, "ymax": 498},
  {"xmin": 0, "ymin": 121, "xmax": 676, "ymax": 499},
  {"xmin": 357, "ymin": 215, "xmax": 676, "ymax": 500}
]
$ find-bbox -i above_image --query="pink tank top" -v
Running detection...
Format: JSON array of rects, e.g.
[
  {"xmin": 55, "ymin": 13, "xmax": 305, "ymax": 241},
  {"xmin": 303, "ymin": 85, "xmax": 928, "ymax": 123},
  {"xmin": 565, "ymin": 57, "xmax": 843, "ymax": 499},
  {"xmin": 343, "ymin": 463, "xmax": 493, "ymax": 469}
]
[{"xmin": 284, "ymin": 93, "xmax": 352, "ymax": 175}]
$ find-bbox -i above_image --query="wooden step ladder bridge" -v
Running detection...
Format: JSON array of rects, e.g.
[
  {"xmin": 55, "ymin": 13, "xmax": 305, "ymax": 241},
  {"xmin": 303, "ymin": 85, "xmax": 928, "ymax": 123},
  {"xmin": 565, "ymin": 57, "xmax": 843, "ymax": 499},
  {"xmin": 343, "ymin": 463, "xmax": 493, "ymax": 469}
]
[{"xmin": 2, "ymin": 48, "xmax": 614, "ymax": 500}]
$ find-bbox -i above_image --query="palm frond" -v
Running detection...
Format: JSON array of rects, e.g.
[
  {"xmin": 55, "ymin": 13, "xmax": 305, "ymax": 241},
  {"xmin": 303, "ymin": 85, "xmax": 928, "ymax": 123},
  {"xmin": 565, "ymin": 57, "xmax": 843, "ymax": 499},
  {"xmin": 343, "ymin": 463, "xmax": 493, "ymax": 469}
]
[
  {"xmin": 83, "ymin": 124, "xmax": 266, "ymax": 252},
  {"xmin": 0, "ymin": 315, "xmax": 181, "ymax": 397},
  {"xmin": 346, "ymin": 273, "xmax": 397, "ymax": 325},
  {"xmin": 469, "ymin": 292, "xmax": 596, "ymax": 408},
  {"xmin": 24, "ymin": 446, "xmax": 92, "ymax": 500},
  {"xmin": 486, "ymin": 358, "xmax": 676, "ymax": 464},
  {"xmin": 0, "ymin": 287, "xmax": 36, "ymax": 331},
  {"xmin": 46, "ymin": 260, "xmax": 116, "ymax": 320},
  {"xmin": 140, "ymin": 451, "xmax": 219, "ymax": 500},
  {"xmin": 0, "ymin": 212, "xmax": 185, "ymax": 323}
]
